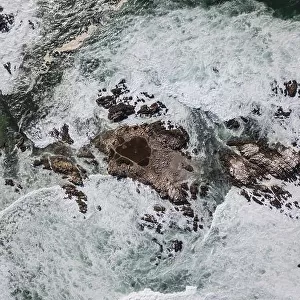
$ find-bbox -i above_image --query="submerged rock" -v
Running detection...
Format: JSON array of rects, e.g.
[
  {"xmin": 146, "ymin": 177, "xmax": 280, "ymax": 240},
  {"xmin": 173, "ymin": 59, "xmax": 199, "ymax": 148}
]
[{"xmin": 91, "ymin": 121, "xmax": 196, "ymax": 204}]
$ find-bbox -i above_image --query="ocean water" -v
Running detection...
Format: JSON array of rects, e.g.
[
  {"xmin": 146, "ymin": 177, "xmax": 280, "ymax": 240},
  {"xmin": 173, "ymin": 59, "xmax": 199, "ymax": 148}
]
[{"xmin": 1, "ymin": 0, "xmax": 300, "ymax": 299}]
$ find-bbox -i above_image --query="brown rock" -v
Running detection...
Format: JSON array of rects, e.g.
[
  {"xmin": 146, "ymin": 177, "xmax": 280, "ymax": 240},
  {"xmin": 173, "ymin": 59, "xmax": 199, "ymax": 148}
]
[
  {"xmin": 284, "ymin": 80, "xmax": 298, "ymax": 97},
  {"xmin": 91, "ymin": 121, "xmax": 194, "ymax": 204}
]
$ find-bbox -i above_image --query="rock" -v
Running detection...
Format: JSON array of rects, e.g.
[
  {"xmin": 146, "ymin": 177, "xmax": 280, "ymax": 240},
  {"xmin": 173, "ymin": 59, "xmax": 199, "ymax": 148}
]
[
  {"xmin": 60, "ymin": 124, "xmax": 74, "ymax": 144},
  {"xmin": 34, "ymin": 155, "xmax": 85, "ymax": 185},
  {"xmin": 137, "ymin": 102, "xmax": 162, "ymax": 116},
  {"xmin": 3, "ymin": 62, "xmax": 11, "ymax": 75},
  {"xmin": 274, "ymin": 107, "xmax": 291, "ymax": 119},
  {"xmin": 50, "ymin": 124, "xmax": 74, "ymax": 144},
  {"xmin": 284, "ymin": 80, "xmax": 298, "ymax": 97},
  {"xmin": 224, "ymin": 118, "xmax": 240, "ymax": 130},
  {"xmin": 0, "ymin": 12, "xmax": 14, "ymax": 33},
  {"xmin": 91, "ymin": 121, "xmax": 194, "ymax": 204},
  {"xmin": 108, "ymin": 103, "xmax": 135, "ymax": 122},
  {"xmin": 62, "ymin": 184, "xmax": 87, "ymax": 213},
  {"xmin": 5, "ymin": 178, "xmax": 14, "ymax": 186},
  {"xmin": 222, "ymin": 139, "xmax": 300, "ymax": 215},
  {"xmin": 181, "ymin": 205, "xmax": 194, "ymax": 218},
  {"xmin": 153, "ymin": 205, "xmax": 166, "ymax": 213},
  {"xmin": 222, "ymin": 140, "xmax": 300, "ymax": 186},
  {"xmin": 170, "ymin": 240, "xmax": 183, "ymax": 252},
  {"xmin": 96, "ymin": 95, "xmax": 116, "ymax": 109}
]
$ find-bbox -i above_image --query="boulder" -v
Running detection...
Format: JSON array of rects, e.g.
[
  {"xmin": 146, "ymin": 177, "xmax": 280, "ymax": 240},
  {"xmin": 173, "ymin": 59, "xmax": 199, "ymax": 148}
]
[
  {"xmin": 108, "ymin": 103, "xmax": 135, "ymax": 122},
  {"xmin": 284, "ymin": 80, "xmax": 298, "ymax": 97}
]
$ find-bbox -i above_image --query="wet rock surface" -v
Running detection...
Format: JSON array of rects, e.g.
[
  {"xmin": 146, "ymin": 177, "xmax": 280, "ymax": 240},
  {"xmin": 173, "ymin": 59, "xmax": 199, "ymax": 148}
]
[
  {"xmin": 96, "ymin": 80, "xmax": 168, "ymax": 121},
  {"xmin": 91, "ymin": 121, "xmax": 196, "ymax": 204}
]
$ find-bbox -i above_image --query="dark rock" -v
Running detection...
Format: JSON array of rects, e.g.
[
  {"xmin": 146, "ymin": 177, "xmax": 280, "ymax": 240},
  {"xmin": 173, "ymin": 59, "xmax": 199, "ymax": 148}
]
[
  {"xmin": 182, "ymin": 163, "xmax": 193, "ymax": 172},
  {"xmin": 0, "ymin": 13, "xmax": 14, "ymax": 33},
  {"xmin": 225, "ymin": 118, "xmax": 240, "ymax": 130},
  {"xmin": 108, "ymin": 103, "xmax": 135, "ymax": 122},
  {"xmin": 274, "ymin": 107, "xmax": 291, "ymax": 119},
  {"xmin": 3, "ymin": 62, "xmax": 11, "ymax": 75},
  {"xmin": 50, "ymin": 124, "xmax": 74, "ymax": 145},
  {"xmin": 171, "ymin": 240, "xmax": 183, "ymax": 252},
  {"xmin": 153, "ymin": 205, "xmax": 166, "ymax": 213},
  {"xmin": 5, "ymin": 178, "xmax": 14, "ymax": 186},
  {"xmin": 190, "ymin": 181, "xmax": 199, "ymax": 200},
  {"xmin": 62, "ymin": 184, "xmax": 87, "ymax": 213},
  {"xmin": 28, "ymin": 20, "xmax": 35, "ymax": 29},
  {"xmin": 96, "ymin": 95, "xmax": 116, "ymax": 109},
  {"xmin": 60, "ymin": 124, "xmax": 74, "ymax": 144},
  {"xmin": 181, "ymin": 205, "xmax": 194, "ymax": 218},
  {"xmin": 200, "ymin": 184, "xmax": 209, "ymax": 197}
]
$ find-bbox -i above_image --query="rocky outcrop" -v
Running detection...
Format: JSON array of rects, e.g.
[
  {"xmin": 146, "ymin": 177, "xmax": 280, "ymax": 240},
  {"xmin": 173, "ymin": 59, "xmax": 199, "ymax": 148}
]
[
  {"xmin": 91, "ymin": 121, "xmax": 197, "ymax": 204},
  {"xmin": 33, "ymin": 154, "xmax": 86, "ymax": 186},
  {"xmin": 96, "ymin": 80, "xmax": 168, "ymax": 121},
  {"xmin": 221, "ymin": 140, "xmax": 300, "ymax": 186},
  {"xmin": 0, "ymin": 11, "xmax": 14, "ymax": 33},
  {"xmin": 221, "ymin": 139, "xmax": 300, "ymax": 215}
]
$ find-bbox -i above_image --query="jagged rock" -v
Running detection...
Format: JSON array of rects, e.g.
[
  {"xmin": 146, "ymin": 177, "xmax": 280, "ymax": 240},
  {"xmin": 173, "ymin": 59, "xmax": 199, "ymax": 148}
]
[
  {"xmin": 62, "ymin": 184, "xmax": 87, "ymax": 213},
  {"xmin": 137, "ymin": 102, "xmax": 164, "ymax": 117},
  {"xmin": 222, "ymin": 139, "xmax": 300, "ymax": 215},
  {"xmin": 190, "ymin": 181, "xmax": 199, "ymax": 200},
  {"xmin": 5, "ymin": 178, "xmax": 14, "ymax": 186},
  {"xmin": 91, "ymin": 121, "xmax": 194, "ymax": 204},
  {"xmin": 224, "ymin": 118, "xmax": 240, "ymax": 130},
  {"xmin": 34, "ymin": 155, "xmax": 85, "ymax": 185},
  {"xmin": 50, "ymin": 124, "xmax": 74, "ymax": 144},
  {"xmin": 60, "ymin": 124, "xmax": 74, "ymax": 144},
  {"xmin": 108, "ymin": 103, "xmax": 135, "ymax": 122},
  {"xmin": 222, "ymin": 140, "xmax": 300, "ymax": 186},
  {"xmin": 3, "ymin": 62, "xmax": 11, "ymax": 75},
  {"xmin": 0, "ymin": 12, "xmax": 14, "ymax": 33}
]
